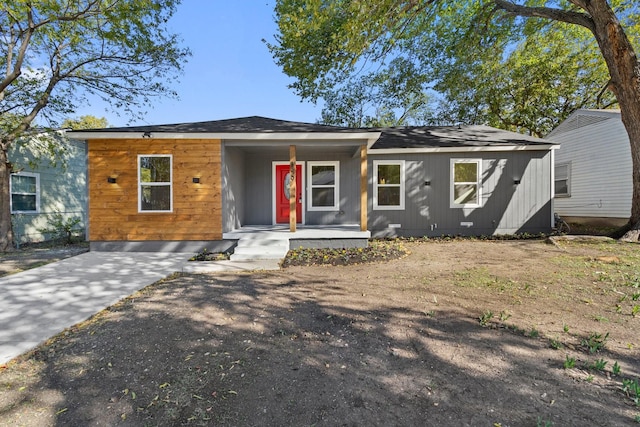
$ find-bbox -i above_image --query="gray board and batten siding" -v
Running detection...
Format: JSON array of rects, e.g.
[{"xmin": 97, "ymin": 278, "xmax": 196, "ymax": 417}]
[
  {"xmin": 221, "ymin": 124, "xmax": 556, "ymax": 238},
  {"xmin": 367, "ymin": 125, "xmax": 556, "ymax": 237},
  {"xmin": 222, "ymin": 143, "xmax": 364, "ymax": 230},
  {"xmin": 367, "ymin": 150, "xmax": 553, "ymax": 237}
]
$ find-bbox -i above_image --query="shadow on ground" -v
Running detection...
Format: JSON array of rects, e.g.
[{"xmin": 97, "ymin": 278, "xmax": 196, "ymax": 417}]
[{"xmin": 1, "ymin": 266, "xmax": 637, "ymax": 426}]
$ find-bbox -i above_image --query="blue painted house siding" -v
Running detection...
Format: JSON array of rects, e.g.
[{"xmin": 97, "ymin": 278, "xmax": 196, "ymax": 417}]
[{"xmin": 8, "ymin": 133, "xmax": 87, "ymax": 245}]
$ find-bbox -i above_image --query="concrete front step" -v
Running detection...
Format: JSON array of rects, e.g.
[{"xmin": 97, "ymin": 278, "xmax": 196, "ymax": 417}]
[
  {"xmin": 233, "ymin": 238, "xmax": 290, "ymax": 247},
  {"xmin": 229, "ymin": 237, "xmax": 290, "ymax": 261}
]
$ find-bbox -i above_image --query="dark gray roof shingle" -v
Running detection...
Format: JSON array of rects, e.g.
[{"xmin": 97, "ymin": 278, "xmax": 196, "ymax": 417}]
[
  {"xmin": 369, "ymin": 125, "xmax": 555, "ymax": 149},
  {"xmin": 69, "ymin": 116, "xmax": 556, "ymax": 148},
  {"xmin": 77, "ymin": 116, "xmax": 355, "ymax": 134}
]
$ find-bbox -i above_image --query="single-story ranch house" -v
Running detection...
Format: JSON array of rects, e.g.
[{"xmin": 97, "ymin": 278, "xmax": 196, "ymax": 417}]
[{"xmin": 69, "ymin": 116, "xmax": 558, "ymax": 258}]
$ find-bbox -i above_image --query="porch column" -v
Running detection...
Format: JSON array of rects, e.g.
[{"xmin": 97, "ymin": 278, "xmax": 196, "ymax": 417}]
[
  {"xmin": 360, "ymin": 144, "xmax": 368, "ymax": 231},
  {"xmin": 289, "ymin": 145, "xmax": 297, "ymax": 232}
]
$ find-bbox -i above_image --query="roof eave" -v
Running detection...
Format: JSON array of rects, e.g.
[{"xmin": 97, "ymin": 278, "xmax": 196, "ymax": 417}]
[
  {"xmin": 368, "ymin": 144, "xmax": 559, "ymax": 154},
  {"xmin": 69, "ymin": 131, "xmax": 381, "ymax": 143}
]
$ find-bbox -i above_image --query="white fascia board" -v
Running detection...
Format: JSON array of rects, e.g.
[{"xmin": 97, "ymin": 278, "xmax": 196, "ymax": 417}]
[
  {"xmin": 368, "ymin": 144, "xmax": 559, "ymax": 155},
  {"xmin": 69, "ymin": 131, "xmax": 381, "ymax": 143}
]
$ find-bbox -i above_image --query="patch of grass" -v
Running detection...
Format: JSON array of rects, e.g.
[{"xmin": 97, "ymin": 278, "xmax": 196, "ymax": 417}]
[
  {"xmin": 550, "ymin": 338, "xmax": 563, "ymax": 350},
  {"xmin": 563, "ymin": 355, "xmax": 576, "ymax": 369},
  {"xmin": 536, "ymin": 417, "xmax": 553, "ymax": 427},
  {"xmin": 613, "ymin": 361, "xmax": 622, "ymax": 376},
  {"xmin": 622, "ymin": 378, "xmax": 640, "ymax": 406},
  {"xmin": 478, "ymin": 310, "xmax": 493, "ymax": 326},
  {"xmin": 590, "ymin": 358, "xmax": 607, "ymax": 371},
  {"xmin": 453, "ymin": 267, "xmax": 521, "ymax": 292},
  {"xmin": 529, "ymin": 327, "xmax": 540, "ymax": 338},
  {"xmin": 582, "ymin": 332, "xmax": 609, "ymax": 354}
]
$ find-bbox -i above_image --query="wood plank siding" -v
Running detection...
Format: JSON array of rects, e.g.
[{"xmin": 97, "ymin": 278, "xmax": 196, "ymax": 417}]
[{"xmin": 88, "ymin": 139, "xmax": 222, "ymax": 241}]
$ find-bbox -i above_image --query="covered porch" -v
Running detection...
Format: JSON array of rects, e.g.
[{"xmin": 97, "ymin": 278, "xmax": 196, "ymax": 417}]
[{"xmin": 222, "ymin": 134, "xmax": 377, "ymax": 235}]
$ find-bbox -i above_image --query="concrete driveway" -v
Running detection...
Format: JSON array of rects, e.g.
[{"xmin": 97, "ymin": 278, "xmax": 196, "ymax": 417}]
[{"xmin": 0, "ymin": 252, "xmax": 191, "ymax": 365}]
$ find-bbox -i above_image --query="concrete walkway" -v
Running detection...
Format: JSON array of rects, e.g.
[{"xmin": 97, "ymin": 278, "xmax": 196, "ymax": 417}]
[{"xmin": 0, "ymin": 252, "xmax": 281, "ymax": 365}]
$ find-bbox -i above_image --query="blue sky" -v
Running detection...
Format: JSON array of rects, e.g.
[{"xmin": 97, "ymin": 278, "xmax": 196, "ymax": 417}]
[{"xmin": 78, "ymin": 2, "xmax": 322, "ymax": 127}]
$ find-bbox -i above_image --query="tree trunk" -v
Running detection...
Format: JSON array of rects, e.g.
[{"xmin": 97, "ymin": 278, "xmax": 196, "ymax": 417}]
[
  {"xmin": 581, "ymin": 0, "xmax": 640, "ymax": 241},
  {"xmin": 619, "ymin": 121, "xmax": 640, "ymax": 242},
  {"xmin": 0, "ymin": 146, "xmax": 15, "ymax": 252}
]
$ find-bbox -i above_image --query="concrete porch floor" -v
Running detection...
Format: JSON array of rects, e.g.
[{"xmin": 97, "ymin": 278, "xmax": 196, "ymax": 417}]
[{"xmin": 223, "ymin": 225, "xmax": 371, "ymax": 240}]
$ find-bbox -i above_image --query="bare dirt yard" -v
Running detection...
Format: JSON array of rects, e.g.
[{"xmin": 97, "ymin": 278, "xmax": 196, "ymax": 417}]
[{"xmin": 1, "ymin": 238, "xmax": 639, "ymax": 426}]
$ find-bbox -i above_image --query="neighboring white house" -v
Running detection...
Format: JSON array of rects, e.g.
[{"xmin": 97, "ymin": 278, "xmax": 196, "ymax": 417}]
[{"xmin": 547, "ymin": 109, "xmax": 631, "ymax": 226}]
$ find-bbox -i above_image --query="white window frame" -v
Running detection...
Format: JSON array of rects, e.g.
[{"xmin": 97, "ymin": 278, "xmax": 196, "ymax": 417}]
[
  {"xmin": 554, "ymin": 162, "xmax": 571, "ymax": 198},
  {"xmin": 373, "ymin": 160, "xmax": 405, "ymax": 210},
  {"xmin": 10, "ymin": 172, "xmax": 40, "ymax": 214},
  {"xmin": 450, "ymin": 159, "xmax": 482, "ymax": 209},
  {"xmin": 138, "ymin": 154, "xmax": 173, "ymax": 213},
  {"xmin": 307, "ymin": 161, "xmax": 340, "ymax": 211}
]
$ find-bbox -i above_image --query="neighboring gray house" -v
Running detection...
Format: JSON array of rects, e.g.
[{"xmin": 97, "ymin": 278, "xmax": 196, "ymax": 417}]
[
  {"xmin": 547, "ymin": 109, "xmax": 631, "ymax": 226},
  {"xmin": 70, "ymin": 117, "xmax": 558, "ymax": 254},
  {"xmin": 8, "ymin": 130, "xmax": 87, "ymax": 245}
]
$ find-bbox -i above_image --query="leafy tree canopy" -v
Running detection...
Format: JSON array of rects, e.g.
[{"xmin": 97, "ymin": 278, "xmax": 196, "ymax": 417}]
[
  {"xmin": 0, "ymin": 0, "xmax": 190, "ymax": 251},
  {"xmin": 269, "ymin": 0, "xmax": 638, "ymax": 135},
  {"xmin": 0, "ymin": 0, "xmax": 191, "ymax": 141},
  {"xmin": 62, "ymin": 115, "xmax": 109, "ymax": 130},
  {"xmin": 319, "ymin": 57, "xmax": 435, "ymax": 127},
  {"xmin": 270, "ymin": 0, "xmax": 640, "ymax": 240}
]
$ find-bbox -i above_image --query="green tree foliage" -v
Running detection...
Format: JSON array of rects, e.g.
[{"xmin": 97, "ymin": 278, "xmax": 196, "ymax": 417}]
[
  {"xmin": 269, "ymin": 0, "xmax": 640, "ymax": 238},
  {"xmin": 62, "ymin": 115, "xmax": 109, "ymax": 130},
  {"xmin": 270, "ymin": 1, "xmax": 636, "ymax": 136},
  {"xmin": 0, "ymin": 0, "xmax": 190, "ymax": 251},
  {"xmin": 434, "ymin": 24, "xmax": 619, "ymax": 136},
  {"xmin": 320, "ymin": 58, "xmax": 435, "ymax": 127}
]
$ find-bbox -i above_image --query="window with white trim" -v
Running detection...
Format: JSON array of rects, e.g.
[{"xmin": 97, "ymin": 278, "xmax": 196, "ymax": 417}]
[
  {"xmin": 555, "ymin": 162, "xmax": 570, "ymax": 197},
  {"xmin": 373, "ymin": 160, "xmax": 405, "ymax": 210},
  {"xmin": 10, "ymin": 172, "xmax": 40, "ymax": 213},
  {"xmin": 308, "ymin": 161, "xmax": 339, "ymax": 210},
  {"xmin": 451, "ymin": 159, "xmax": 482, "ymax": 208},
  {"xmin": 138, "ymin": 155, "xmax": 172, "ymax": 212}
]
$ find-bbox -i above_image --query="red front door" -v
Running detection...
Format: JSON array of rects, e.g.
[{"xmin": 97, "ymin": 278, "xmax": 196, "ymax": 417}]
[{"xmin": 275, "ymin": 164, "xmax": 302, "ymax": 224}]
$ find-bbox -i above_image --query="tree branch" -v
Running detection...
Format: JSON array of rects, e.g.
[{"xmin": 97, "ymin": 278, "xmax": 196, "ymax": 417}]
[
  {"xmin": 595, "ymin": 79, "xmax": 613, "ymax": 108},
  {"xmin": 493, "ymin": 0, "xmax": 595, "ymax": 33}
]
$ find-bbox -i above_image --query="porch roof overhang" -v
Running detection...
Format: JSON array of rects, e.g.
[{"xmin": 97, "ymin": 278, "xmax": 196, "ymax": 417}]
[{"xmin": 69, "ymin": 130, "xmax": 382, "ymax": 148}]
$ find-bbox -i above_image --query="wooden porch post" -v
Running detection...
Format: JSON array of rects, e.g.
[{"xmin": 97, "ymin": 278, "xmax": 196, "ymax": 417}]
[
  {"xmin": 289, "ymin": 145, "xmax": 297, "ymax": 232},
  {"xmin": 360, "ymin": 144, "xmax": 368, "ymax": 231}
]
